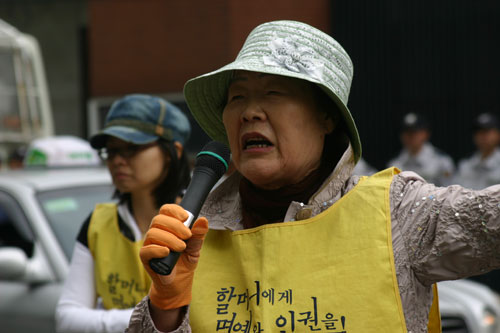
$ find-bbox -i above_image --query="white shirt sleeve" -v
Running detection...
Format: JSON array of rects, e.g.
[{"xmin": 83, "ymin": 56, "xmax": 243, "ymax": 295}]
[{"xmin": 55, "ymin": 242, "xmax": 134, "ymax": 333}]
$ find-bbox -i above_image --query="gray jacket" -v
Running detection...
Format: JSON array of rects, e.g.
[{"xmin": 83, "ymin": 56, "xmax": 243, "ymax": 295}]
[
  {"xmin": 128, "ymin": 144, "xmax": 500, "ymax": 333},
  {"xmin": 388, "ymin": 143, "xmax": 455, "ymax": 186},
  {"xmin": 454, "ymin": 148, "xmax": 500, "ymax": 190}
]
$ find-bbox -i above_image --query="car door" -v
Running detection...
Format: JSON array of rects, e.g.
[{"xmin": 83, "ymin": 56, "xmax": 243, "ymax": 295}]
[{"xmin": 0, "ymin": 189, "xmax": 62, "ymax": 333}]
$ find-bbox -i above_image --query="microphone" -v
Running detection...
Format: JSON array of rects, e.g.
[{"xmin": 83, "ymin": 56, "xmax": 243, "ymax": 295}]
[{"xmin": 149, "ymin": 141, "xmax": 230, "ymax": 275}]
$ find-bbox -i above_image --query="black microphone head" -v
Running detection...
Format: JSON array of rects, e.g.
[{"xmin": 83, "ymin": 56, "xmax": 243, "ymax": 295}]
[{"xmin": 195, "ymin": 141, "xmax": 231, "ymax": 178}]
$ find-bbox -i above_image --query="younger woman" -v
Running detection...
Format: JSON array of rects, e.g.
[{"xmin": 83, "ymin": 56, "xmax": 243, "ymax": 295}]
[{"xmin": 56, "ymin": 94, "xmax": 191, "ymax": 332}]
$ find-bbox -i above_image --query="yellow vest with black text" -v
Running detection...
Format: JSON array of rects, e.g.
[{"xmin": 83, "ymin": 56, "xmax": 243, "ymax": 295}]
[
  {"xmin": 191, "ymin": 168, "xmax": 441, "ymax": 332},
  {"xmin": 88, "ymin": 203, "xmax": 151, "ymax": 309}
]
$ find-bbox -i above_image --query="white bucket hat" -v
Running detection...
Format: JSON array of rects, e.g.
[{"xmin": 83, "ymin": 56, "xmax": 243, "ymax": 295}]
[{"xmin": 184, "ymin": 20, "xmax": 361, "ymax": 162}]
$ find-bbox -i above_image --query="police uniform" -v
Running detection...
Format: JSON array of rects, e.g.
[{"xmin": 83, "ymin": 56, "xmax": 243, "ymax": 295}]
[
  {"xmin": 454, "ymin": 113, "xmax": 500, "ymax": 293},
  {"xmin": 388, "ymin": 113, "xmax": 455, "ymax": 186},
  {"xmin": 454, "ymin": 113, "xmax": 500, "ymax": 189},
  {"xmin": 454, "ymin": 149, "xmax": 500, "ymax": 190}
]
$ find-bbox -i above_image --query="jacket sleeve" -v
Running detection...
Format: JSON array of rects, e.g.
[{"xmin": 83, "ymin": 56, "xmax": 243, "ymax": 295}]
[
  {"xmin": 126, "ymin": 297, "xmax": 191, "ymax": 333},
  {"xmin": 391, "ymin": 171, "xmax": 500, "ymax": 285},
  {"xmin": 55, "ymin": 241, "xmax": 134, "ymax": 332}
]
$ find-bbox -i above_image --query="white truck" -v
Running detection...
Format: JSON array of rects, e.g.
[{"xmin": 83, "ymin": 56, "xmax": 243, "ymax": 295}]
[{"xmin": 0, "ymin": 19, "xmax": 54, "ymax": 164}]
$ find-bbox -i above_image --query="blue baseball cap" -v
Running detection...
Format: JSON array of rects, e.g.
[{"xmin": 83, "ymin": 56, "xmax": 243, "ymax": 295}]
[{"xmin": 90, "ymin": 94, "xmax": 191, "ymax": 149}]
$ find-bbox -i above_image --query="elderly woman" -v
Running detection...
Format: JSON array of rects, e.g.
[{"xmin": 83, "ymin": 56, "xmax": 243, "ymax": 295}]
[{"xmin": 128, "ymin": 21, "xmax": 500, "ymax": 333}]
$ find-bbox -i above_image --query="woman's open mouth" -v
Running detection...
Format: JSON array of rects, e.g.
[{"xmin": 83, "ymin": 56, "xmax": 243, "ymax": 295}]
[{"xmin": 242, "ymin": 133, "xmax": 274, "ymax": 151}]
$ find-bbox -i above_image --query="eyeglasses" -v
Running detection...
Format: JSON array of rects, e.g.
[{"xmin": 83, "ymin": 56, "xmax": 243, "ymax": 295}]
[{"xmin": 98, "ymin": 142, "xmax": 158, "ymax": 160}]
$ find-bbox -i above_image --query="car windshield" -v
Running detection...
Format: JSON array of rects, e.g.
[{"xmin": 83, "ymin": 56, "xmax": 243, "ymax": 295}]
[{"xmin": 36, "ymin": 185, "xmax": 115, "ymax": 259}]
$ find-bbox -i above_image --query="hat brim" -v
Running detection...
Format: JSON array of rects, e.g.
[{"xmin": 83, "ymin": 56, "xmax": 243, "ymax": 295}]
[
  {"xmin": 474, "ymin": 124, "xmax": 499, "ymax": 131},
  {"xmin": 184, "ymin": 60, "xmax": 362, "ymax": 162},
  {"xmin": 90, "ymin": 126, "xmax": 158, "ymax": 149}
]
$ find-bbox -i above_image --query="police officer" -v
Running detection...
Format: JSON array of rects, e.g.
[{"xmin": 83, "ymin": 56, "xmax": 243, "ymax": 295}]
[
  {"xmin": 456, "ymin": 112, "xmax": 500, "ymax": 294},
  {"xmin": 454, "ymin": 112, "xmax": 500, "ymax": 190},
  {"xmin": 387, "ymin": 112, "xmax": 455, "ymax": 186}
]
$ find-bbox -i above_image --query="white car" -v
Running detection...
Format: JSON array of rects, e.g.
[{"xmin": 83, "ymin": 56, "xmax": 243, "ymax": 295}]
[
  {"xmin": 0, "ymin": 167, "xmax": 113, "ymax": 332},
  {"xmin": 439, "ymin": 279, "xmax": 500, "ymax": 333}
]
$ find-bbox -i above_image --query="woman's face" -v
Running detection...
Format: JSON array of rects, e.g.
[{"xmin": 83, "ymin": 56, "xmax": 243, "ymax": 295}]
[
  {"xmin": 223, "ymin": 71, "xmax": 333, "ymax": 190},
  {"xmin": 105, "ymin": 137, "xmax": 169, "ymax": 195}
]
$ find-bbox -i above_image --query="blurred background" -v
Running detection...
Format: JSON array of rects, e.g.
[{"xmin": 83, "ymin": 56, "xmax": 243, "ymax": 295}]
[{"xmin": 0, "ymin": 0, "xmax": 499, "ymax": 167}]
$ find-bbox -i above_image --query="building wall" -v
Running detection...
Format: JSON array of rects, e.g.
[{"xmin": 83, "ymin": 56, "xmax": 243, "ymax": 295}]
[
  {"xmin": 88, "ymin": 0, "xmax": 331, "ymax": 96},
  {"xmin": 2, "ymin": 1, "xmax": 500, "ymax": 175},
  {"xmin": 0, "ymin": 1, "xmax": 330, "ymax": 141}
]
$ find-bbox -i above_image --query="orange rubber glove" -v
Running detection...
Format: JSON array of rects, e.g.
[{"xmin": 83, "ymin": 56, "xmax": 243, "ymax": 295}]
[{"xmin": 140, "ymin": 204, "xmax": 209, "ymax": 310}]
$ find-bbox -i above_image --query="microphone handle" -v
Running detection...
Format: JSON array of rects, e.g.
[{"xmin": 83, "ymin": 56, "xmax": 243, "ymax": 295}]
[
  {"xmin": 180, "ymin": 166, "xmax": 218, "ymax": 218},
  {"xmin": 149, "ymin": 167, "xmax": 218, "ymax": 275},
  {"xmin": 149, "ymin": 252, "xmax": 182, "ymax": 276}
]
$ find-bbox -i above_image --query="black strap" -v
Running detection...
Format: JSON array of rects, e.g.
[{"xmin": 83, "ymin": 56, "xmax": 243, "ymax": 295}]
[{"xmin": 77, "ymin": 208, "xmax": 135, "ymax": 248}]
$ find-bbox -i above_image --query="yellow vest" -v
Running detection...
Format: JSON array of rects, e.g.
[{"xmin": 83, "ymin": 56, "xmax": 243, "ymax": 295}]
[
  {"xmin": 191, "ymin": 168, "xmax": 440, "ymax": 332},
  {"xmin": 88, "ymin": 203, "xmax": 151, "ymax": 309}
]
